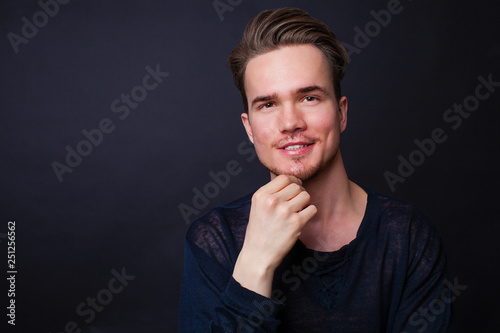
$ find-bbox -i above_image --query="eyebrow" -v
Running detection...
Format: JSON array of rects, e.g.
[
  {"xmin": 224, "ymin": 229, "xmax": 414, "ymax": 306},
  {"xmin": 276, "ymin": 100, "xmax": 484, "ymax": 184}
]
[
  {"xmin": 295, "ymin": 85, "xmax": 331, "ymax": 97},
  {"xmin": 250, "ymin": 85, "xmax": 331, "ymax": 108},
  {"xmin": 250, "ymin": 93, "xmax": 278, "ymax": 108}
]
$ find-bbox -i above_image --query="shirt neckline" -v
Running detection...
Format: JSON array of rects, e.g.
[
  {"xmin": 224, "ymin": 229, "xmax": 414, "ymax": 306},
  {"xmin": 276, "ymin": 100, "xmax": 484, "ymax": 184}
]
[{"xmin": 295, "ymin": 185, "xmax": 375, "ymax": 258}]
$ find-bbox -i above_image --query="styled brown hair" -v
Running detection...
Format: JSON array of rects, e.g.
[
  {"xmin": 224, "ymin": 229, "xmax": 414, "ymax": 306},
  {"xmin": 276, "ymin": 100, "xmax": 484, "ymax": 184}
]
[{"xmin": 227, "ymin": 7, "xmax": 348, "ymax": 112}]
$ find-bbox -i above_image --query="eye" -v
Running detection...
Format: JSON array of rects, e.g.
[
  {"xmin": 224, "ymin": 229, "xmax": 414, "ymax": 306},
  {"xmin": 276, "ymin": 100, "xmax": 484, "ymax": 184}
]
[
  {"xmin": 259, "ymin": 102, "xmax": 275, "ymax": 109},
  {"xmin": 304, "ymin": 96, "xmax": 317, "ymax": 102}
]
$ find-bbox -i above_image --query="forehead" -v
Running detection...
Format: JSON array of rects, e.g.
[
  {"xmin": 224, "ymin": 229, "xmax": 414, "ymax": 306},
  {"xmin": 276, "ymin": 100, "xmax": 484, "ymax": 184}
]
[{"xmin": 244, "ymin": 44, "xmax": 334, "ymax": 100}]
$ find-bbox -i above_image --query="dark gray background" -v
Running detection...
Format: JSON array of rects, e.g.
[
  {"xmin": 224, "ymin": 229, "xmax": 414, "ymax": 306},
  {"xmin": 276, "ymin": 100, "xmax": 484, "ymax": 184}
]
[{"xmin": 1, "ymin": 0, "xmax": 499, "ymax": 332}]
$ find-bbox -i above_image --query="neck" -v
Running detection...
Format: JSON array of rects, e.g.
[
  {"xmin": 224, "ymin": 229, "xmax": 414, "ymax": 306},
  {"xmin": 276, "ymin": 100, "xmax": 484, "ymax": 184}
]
[{"xmin": 293, "ymin": 151, "xmax": 367, "ymax": 251}]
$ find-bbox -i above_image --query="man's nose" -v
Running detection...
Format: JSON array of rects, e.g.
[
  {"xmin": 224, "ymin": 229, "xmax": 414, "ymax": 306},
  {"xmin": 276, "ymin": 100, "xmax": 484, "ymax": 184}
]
[{"xmin": 278, "ymin": 103, "xmax": 306, "ymax": 134}]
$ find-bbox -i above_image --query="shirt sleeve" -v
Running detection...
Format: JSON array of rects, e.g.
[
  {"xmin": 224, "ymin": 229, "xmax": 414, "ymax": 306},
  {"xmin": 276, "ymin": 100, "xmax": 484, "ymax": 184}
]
[
  {"xmin": 393, "ymin": 207, "xmax": 453, "ymax": 333},
  {"xmin": 179, "ymin": 214, "xmax": 284, "ymax": 332}
]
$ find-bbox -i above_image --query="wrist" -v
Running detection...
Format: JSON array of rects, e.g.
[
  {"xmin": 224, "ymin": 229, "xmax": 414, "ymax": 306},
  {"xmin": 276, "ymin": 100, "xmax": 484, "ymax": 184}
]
[{"xmin": 233, "ymin": 248, "xmax": 275, "ymax": 298}]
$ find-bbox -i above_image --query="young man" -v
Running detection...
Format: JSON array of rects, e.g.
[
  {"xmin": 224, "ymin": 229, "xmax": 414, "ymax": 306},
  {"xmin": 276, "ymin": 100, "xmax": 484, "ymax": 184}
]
[{"xmin": 180, "ymin": 7, "xmax": 451, "ymax": 332}]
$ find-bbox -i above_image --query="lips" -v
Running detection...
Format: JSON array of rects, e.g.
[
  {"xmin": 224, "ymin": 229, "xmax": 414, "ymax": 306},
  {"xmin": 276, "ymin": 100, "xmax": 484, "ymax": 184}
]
[
  {"xmin": 277, "ymin": 141, "xmax": 315, "ymax": 156},
  {"xmin": 284, "ymin": 144, "xmax": 309, "ymax": 150},
  {"xmin": 280, "ymin": 141, "xmax": 313, "ymax": 150}
]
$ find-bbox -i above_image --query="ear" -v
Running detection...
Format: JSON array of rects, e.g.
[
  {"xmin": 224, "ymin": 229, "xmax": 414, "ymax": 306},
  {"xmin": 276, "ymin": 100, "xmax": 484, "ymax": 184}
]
[
  {"xmin": 241, "ymin": 112, "xmax": 254, "ymax": 143},
  {"xmin": 338, "ymin": 96, "xmax": 348, "ymax": 133}
]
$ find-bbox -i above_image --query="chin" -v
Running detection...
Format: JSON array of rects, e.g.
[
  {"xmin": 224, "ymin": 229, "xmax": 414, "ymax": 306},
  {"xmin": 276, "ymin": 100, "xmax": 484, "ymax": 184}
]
[
  {"xmin": 264, "ymin": 152, "xmax": 338, "ymax": 182},
  {"xmin": 267, "ymin": 162, "xmax": 322, "ymax": 182}
]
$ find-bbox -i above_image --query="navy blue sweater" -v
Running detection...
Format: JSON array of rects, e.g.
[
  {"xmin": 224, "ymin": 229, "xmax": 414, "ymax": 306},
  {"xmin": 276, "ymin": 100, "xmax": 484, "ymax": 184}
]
[{"xmin": 179, "ymin": 188, "xmax": 452, "ymax": 332}]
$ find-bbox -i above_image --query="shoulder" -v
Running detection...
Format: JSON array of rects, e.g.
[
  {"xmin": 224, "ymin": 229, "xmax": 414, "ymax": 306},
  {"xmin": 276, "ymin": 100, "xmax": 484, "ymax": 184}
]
[
  {"xmin": 366, "ymin": 188, "xmax": 432, "ymax": 225},
  {"xmin": 361, "ymin": 187, "xmax": 440, "ymax": 243},
  {"xmin": 185, "ymin": 192, "xmax": 253, "ymax": 257},
  {"xmin": 360, "ymin": 187, "xmax": 446, "ymax": 265}
]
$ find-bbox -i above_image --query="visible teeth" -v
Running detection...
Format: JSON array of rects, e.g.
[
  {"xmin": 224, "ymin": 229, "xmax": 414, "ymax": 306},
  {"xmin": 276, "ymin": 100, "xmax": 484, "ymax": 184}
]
[{"xmin": 284, "ymin": 145, "xmax": 307, "ymax": 150}]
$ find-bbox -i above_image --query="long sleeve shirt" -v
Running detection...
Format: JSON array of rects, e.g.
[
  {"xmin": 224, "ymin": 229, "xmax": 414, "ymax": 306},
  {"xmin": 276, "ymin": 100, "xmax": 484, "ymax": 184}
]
[{"xmin": 179, "ymin": 187, "xmax": 452, "ymax": 332}]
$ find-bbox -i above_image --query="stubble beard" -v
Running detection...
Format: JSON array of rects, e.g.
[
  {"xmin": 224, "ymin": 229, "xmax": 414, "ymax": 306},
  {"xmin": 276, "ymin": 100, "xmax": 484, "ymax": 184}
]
[{"xmin": 261, "ymin": 146, "xmax": 339, "ymax": 182}]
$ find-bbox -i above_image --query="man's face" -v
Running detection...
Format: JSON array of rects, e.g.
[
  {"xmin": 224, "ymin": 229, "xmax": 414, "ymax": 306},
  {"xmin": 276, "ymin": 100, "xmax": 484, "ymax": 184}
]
[{"xmin": 241, "ymin": 44, "xmax": 347, "ymax": 181}]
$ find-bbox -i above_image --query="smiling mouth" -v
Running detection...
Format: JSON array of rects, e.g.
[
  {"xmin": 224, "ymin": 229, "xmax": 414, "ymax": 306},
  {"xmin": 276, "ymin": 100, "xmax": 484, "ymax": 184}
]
[{"xmin": 283, "ymin": 144, "xmax": 311, "ymax": 150}]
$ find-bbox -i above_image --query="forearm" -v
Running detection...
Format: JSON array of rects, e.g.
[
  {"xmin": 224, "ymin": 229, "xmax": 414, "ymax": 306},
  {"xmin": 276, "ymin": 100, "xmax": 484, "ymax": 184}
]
[
  {"xmin": 232, "ymin": 246, "xmax": 276, "ymax": 298},
  {"xmin": 180, "ymin": 242, "xmax": 283, "ymax": 332}
]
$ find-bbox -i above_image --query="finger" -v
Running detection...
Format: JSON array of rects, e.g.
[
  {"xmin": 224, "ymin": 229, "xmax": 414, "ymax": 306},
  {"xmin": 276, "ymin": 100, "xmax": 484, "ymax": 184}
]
[
  {"xmin": 277, "ymin": 182, "xmax": 304, "ymax": 201},
  {"xmin": 298, "ymin": 204, "xmax": 317, "ymax": 223},
  {"xmin": 264, "ymin": 174, "xmax": 302, "ymax": 194},
  {"xmin": 287, "ymin": 190, "xmax": 312, "ymax": 212},
  {"xmin": 285, "ymin": 175, "xmax": 302, "ymax": 186}
]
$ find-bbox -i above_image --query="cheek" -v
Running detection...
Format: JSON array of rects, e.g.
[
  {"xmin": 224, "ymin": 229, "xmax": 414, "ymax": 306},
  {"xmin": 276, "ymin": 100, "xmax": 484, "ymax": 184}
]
[
  {"xmin": 309, "ymin": 112, "xmax": 336, "ymax": 135},
  {"xmin": 250, "ymin": 121, "xmax": 275, "ymax": 145}
]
